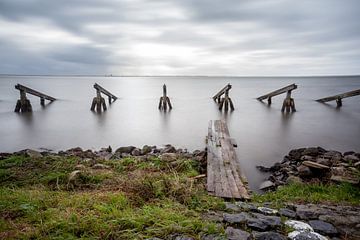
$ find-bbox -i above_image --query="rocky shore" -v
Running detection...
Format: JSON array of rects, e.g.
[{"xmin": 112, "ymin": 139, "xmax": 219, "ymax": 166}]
[{"xmin": 257, "ymin": 147, "xmax": 360, "ymax": 191}]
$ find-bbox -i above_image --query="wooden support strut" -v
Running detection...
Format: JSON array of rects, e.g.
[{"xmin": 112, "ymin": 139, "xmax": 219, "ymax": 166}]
[
  {"xmin": 214, "ymin": 84, "xmax": 234, "ymax": 112},
  {"xmin": 281, "ymin": 90, "xmax": 296, "ymax": 113},
  {"xmin": 316, "ymin": 89, "xmax": 360, "ymax": 107},
  {"xmin": 256, "ymin": 83, "xmax": 297, "ymax": 112},
  {"xmin": 158, "ymin": 84, "xmax": 172, "ymax": 111},
  {"xmin": 14, "ymin": 84, "xmax": 56, "ymax": 112},
  {"xmin": 91, "ymin": 83, "xmax": 117, "ymax": 112}
]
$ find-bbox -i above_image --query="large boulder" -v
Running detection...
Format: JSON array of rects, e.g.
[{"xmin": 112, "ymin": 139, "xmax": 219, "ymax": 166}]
[
  {"xmin": 308, "ymin": 220, "xmax": 338, "ymax": 236},
  {"xmin": 115, "ymin": 146, "xmax": 136, "ymax": 155},
  {"xmin": 225, "ymin": 227, "xmax": 251, "ymax": 240},
  {"xmin": 253, "ymin": 231, "xmax": 287, "ymax": 240}
]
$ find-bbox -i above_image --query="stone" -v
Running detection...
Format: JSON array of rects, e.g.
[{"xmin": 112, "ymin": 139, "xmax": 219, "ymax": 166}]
[
  {"xmin": 302, "ymin": 147, "xmax": 321, "ymax": 157},
  {"xmin": 131, "ymin": 148, "xmax": 141, "ymax": 156},
  {"xmin": 161, "ymin": 144, "xmax": 177, "ymax": 154},
  {"xmin": 201, "ymin": 234, "xmax": 225, "ymax": 240},
  {"xmin": 115, "ymin": 146, "xmax": 136, "ymax": 155},
  {"xmin": 288, "ymin": 148, "xmax": 306, "ymax": 160},
  {"xmin": 302, "ymin": 161, "xmax": 330, "ymax": 170},
  {"xmin": 285, "ymin": 220, "xmax": 313, "ymax": 231},
  {"xmin": 25, "ymin": 149, "xmax": 42, "ymax": 158},
  {"xmin": 249, "ymin": 213, "xmax": 281, "ymax": 231},
  {"xmin": 330, "ymin": 175, "xmax": 359, "ymax": 184},
  {"xmin": 256, "ymin": 165, "xmax": 272, "ymax": 172},
  {"xmin": 253, "ymin": 231, "xmax": 286, "ymax": 240},
  {"xmin": 344, "ymin": 155, "xmax": 359, "ymax": 163},
  {"xmin": 296, "ymin": 205, "xmax": 322, "ymax": 220},
  {"xmin": 286, "ymin": 176, "xmax": 303, "ymax": 184},
  {"xmin": 174, "ymin": 236, "xmax": 194, "ymax": 240},
  {"xmin": 223, "ymin": 212, "xmax": 250, "ymax": 224},
  {"xmin": 259, "ymin": 180, "xmax": 275, "ymax": 191},
  {"xmin": 279, "ymin": 208, "xmax": 296, "ymax": 218},
  {"xmin": 235, "ymin": 202, "xmax": 258, "ymax": 212},
  {"xmin": 344, "ymin": 151, "xmax": 355, "ymax": 156},
  {"xmin": 308, "ymin": 220, "xmax": 338, "ymax": 236},
  {"xmin": 300, "ymin": 155, "xmax": 316, "ymax": 162},
  {"xmin": 297, "ymin": 165, "xmax": 312, "ymax": 177},
  {"xmin": 225, "ymin": 202, "xmax": 241, "ymax": 212},
  {"xmin": 92, "ymin": 163, "xmax": 110, "ymax": 169},
  {"xmin": 160, "ymin": 153, "xmax": 178, "ymax": 162},
  {"xmin": 288, "ymin": 231, "xmax": 327, "ymax": 240},
  {"xmin": 257, "ymin": 207, "xmax": 278, "ymax": 215},
  {"xmin": 225, "ymin": 227, "xmax": 251, "ymax": 240},
  {"xmin": 141, "ymin": 145, "xmax": 152, "ymax": 155},
  {"xmin": 315, "ymin": 158, "xmax": 332, "ymax": 166}
]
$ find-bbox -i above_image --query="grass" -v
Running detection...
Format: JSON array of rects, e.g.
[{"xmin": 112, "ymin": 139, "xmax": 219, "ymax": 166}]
[
  {"xmin": 0, "ymin": 153, "xmax": 224, "ymax": 239},
  {"xmin": 252, "ymin": 182, "xmax": 360, "ymax": 207}
]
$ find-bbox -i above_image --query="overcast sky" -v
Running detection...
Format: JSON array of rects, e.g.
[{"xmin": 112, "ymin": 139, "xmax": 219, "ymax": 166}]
[{"xmin": 0, "ymin": 0, "xmax": 359, "ymax": 76}]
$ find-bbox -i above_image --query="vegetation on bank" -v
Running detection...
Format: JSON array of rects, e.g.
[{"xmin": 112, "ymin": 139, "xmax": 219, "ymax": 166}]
[{"xmin": 0, "ymin": 152, "xmax": 359, "ymax": 239}]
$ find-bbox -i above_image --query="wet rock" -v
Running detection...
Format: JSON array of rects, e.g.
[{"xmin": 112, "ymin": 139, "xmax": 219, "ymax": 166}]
[
  {"xmin": 259, "ymin": 180, "xmax": 275, "ymax": 191},
  {"xmin": 253, "ymin": 231, "xmax": 286, "ymax": 240},
  {"xmin": 279, "ymin": 208, "xmax": 296, "ymax": 218},
  {"xmin": 92, "ymin": 163, "xmax": 110, "ymax": 170},
  {"xmin": 223, "ymin": 212, "xmax": 250, "ymax": 224},
  {"xmin": 161, "ymin": 144, "xmax": 177, "ymax": 154},
  {"xmin": 131, "ymin": 148, "xmax": 141, "ymax": 156},
  {"xmin": 115, "ymin": 146, "xmax": 136, "ymax": 155},
  {"xmin": 285, "ymin": 220, "xmax": 313, "ymax": 231},
  {"xmin": 308, "ymin": 220, "xmax": 338, "ymax": 236},
  {"xmin": 288, "ymin": 231, "xmax": 327, "ymax": 240},
  {"xmin": 25, "ymin": 149, "xmax": 42, "ymax": 158},
  {"xmin": 257, "ymin": 207, "xmax": 278, "ymax": 215},
  {"xmin": 297, "ymin": 165, "xmax": 312, "ymax": 177},
  {"xmin": 225, "ymin": 227, "xmax": 251, "ymax": 240}
]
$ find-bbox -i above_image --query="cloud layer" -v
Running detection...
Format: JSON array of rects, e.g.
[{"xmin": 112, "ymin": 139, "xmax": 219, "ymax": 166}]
[{"xmin": 0, "ymin": 0, "xmax": 359, "ymax": 75}]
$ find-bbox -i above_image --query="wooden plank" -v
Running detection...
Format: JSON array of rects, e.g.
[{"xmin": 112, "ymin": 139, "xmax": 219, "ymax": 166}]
[
  {"xmin": 94, "ymin": 83, "xmax": 117, "ymax": 100},
  {"xmin": 206, "ymin": 120, "xmax": 249, "ymax": 199},
  {"xmin": 257, "ymin": 84, "xmax": 297, "ymax": 101},
  {"xmin": 15, "ymin": 84, "xmax": 56, "ymax": 101},
  {"xmin": 316, "ymin": 89, "xmax": 360, "ymax": 103},
  {"xmin": 212, "ymin": 84, "xmax": 232, "ymax": 100}
]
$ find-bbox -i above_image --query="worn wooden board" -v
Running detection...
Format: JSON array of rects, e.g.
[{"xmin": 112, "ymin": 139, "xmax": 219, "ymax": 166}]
[
  {"xmin": 257, "ymin": 84, "xmax": 297, "ymax": 101},
  {"xmin": 316, "ymin": 89, "xmax": 360, "ymax": 103},
  {"xmin": 206, "ymin": 120, "xmax": 250, "ymax": 199}
]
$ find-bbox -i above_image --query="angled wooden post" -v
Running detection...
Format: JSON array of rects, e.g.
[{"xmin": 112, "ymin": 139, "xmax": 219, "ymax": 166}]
[
  {"xmin": 14, "ymin": 84, "xmax": 56, "ymax": 112},
  {"xmin": 213, "ymin": 84, "xmax": 234, "ymax": 112},
  {"xmin": 281, "ymin": 90, "xmax": 296, "ymax": 113},
  {"xmin": 91, "ymin": 83, "xmax": 117, "ymax": 112},
  {"xmin": 158, "ymin": 84, "xmax": 172, "ymax": 111},
  {"xmin": 316, "ymin": 89, "xmax": 360, "ymax": 107},
  {"xmin": 257, "ymin": 83, "xmax": 297, "ymax": 112}
]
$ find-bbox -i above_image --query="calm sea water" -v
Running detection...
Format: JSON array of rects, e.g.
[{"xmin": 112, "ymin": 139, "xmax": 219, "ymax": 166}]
[{"xmin": 0, "ymin": 76, "xmax": 359, "ymax": 190}]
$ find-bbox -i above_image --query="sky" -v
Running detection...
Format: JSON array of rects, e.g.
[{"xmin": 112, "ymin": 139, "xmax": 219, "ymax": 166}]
[{"xmin": 0, "ymin": 0, "xmax": 359, "ymax": 76}]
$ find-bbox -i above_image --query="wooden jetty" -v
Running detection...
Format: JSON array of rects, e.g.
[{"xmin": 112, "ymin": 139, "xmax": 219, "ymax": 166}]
[
  {"xmin": 257, "ymin": 83, "xmax": 297, "ymax": 112},
  {"xmin": 91, "ymin": 83, "xmax": 117, "ymax": 112},
  {"xmin": 158, "ymin": 84, "xmax": 172, "ymax": 111},
  {"xmin": 14, "ymin": 84, "xmax": 56, "ymax": 112},
  {"xmin": 213, "ymin": 84, "xmax": 234, "ymax": 111},
  {"xmin": 316, "ymin": 89, "xmax": 360, "ymax": 107},
  {"xmin": 206, "ymin": 120, "xmax": 250, "ymax": 199}
]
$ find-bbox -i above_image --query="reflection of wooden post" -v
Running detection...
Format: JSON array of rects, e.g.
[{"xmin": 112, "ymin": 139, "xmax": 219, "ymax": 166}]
[
  {"xmin": 218, "ymin": 89, "xmax": 234, "ymax": 112},
  {"xmin": 281, "ymin": 90, "xmax": 296, "ymax": 113},
  {"xmin": 158, "ymin": 84, "xmax": 172, "ymax": 111}
]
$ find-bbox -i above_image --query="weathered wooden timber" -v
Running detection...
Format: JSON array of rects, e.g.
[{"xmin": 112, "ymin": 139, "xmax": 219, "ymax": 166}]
[
  {"xmin": 91, "ymin": 83, "xmax": 117, "ymax": 112},
  {"xmin": 206, "ymin": 120, "xmax": 250, "ymax": 199},
  {"xmin": 213, "ymin": 84, "xmax": 234, "ymax": 111},
  {"xmin": 158, "ymin": 84, "xmax": 172, "ymax": 111},
  {"xmin": 14, "ymin": 84, "xmax": 56, "ymax": 112},
  {"xmin": 316, "ymin": 89, "xmax": 360, "ymax": 107},
  {"xmin": 257, "ymin": 84, "xmax": 297, "ymax": 112}
]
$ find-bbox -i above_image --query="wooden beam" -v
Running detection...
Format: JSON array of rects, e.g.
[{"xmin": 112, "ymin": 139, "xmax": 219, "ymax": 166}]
[
  {"xmin": 316, "ymin": 89, "xmax": 360, "ymax": 103},
  {"xmin": 15, "ymin": 84, "xmax": 56, "ymax": 101},
  {"xmin": 213, "ymin": 84, "xmax": 232, "ymax": 101},
  {"xmin": 94, "ymin": 83, "xmax": 117, "ymax": 101},
  {"xmin": 257, "ymin": 84, "xmax": 297, "ymax": 101}
]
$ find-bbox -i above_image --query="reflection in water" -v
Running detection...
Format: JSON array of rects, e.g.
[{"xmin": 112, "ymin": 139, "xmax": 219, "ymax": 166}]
[{"xmin": 16, "ymin": 112, "xmax": 34, "ymax": 126}]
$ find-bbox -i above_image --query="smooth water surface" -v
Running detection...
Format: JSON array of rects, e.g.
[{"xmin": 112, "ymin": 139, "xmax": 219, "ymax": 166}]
[{"xmin": 0, "ymin": 76, "xmax": 359, "ymax": 189}]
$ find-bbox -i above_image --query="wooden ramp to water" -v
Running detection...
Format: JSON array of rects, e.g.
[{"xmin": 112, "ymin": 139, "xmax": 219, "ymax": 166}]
[
  {"xmin": 316, "ymin": 89, "xmax": 360, "ymax": 107},
  {"xmin": 206, "ymin": 120, "xmax": 250, "ymax": 199},
  {"xmin": 14, "ymin": 84, "xmax": 56, "ymax": 112},
  {"xmin": 257, "ymin": 83, "xmax": 297, "ymax": 112}
]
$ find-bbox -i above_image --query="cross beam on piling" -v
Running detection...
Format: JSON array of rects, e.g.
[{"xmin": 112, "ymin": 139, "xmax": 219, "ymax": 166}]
[
  {"xmin": 213, "ymin": 84, "xmax": 234, "ymax": 111},
  {"xmin": 206, "ymin": 120, "xmax": 250, "ymax": 199},
  {"xmin": 316, "ymin": 89, "xmax": 360, "ymax": 107},
  {"xmin": 257, "ymin": 83, "xmax": 297, "ymax": 112},
  {"xmin": 91, "ymin": 83, "xmax": 117, "ymax": 112},
  {"xmin": 14, "ymin": 84, "xmax": 56, "ymax": 112},
  {"xmin": 158, "ymin": 84, "xmax": 172, "ymax": 111}
]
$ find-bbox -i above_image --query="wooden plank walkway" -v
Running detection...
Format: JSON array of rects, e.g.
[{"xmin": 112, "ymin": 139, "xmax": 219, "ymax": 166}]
[{"xmin": 206, "ymin": 120, "xmax": 250, "ymax": 199}]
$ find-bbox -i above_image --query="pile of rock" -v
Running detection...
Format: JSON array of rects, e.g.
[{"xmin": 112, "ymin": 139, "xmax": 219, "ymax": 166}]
[{"xmin": 257, "ymin": 147, "xmax": 360, "ymax": 190}]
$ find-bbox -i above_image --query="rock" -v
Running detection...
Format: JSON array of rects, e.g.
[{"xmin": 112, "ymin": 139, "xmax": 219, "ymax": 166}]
[
  {"xmin": 141, "ymin": 145, "xmax": 152, "ymax": 155},
  {"xmin": 223, "ymin": 212, "xmax": 250, "ymax": 224},
  {"xmin": 308, "ymin": 220, "xmax": 338, "ymax": 236},
  {"xmin": 25, "ymin": 149, "xmax": 42, "ymax": 158},
  {"xmin": 235, "ymin": 202, "xmax": 258, "ymax": 212},
  {"xmin": 253, "ymin": 231, "xmax": 287, "ymax": 240},
  {"xmin": 259, "ymin": 180, "xmax": 275, "ymax": 191},
  {"xmin": 249, "ymin": 213, "xmax": 281, "ymax": 231},
  {"xmin": 330, "ymin": 175, "xmax": 359, "ymax": 184},
  {"xmin": 92, "ymin": 163, "xmax": 110, "ymax": 169},
  {"xmin": 344, "ymin": 151, "xmax": 355, "ymax": 156},
  {"xmin": 302, "ymin": 161, "xmax": 330, "ymax": 170},
  {"xmin": 289, "ymin": 148, "xmax": 306, "ymax": 160},
  {"xmin": 297, "ymin": 165, "xmax": 312, "ymax": 177},
  {"xmin": 288, "ymin": 231, "xmax": 327, "ymax": 240},
  {"xmin": 201, "ymin": 234, "xmax": 225, "ymax": 240},
  {"xmin": 225, "ymin": 227, "xmax": 251, "ymax": 240},
  {"xmin": 256, "ymin": 165, "xmax": 272, "ymax": 172},
  {"xmin": 174, "ymin": 236, "xmax": 194, "ymax": 240},
  {"xmin": 296, "ymin": 205, "xmax": 322, "ymax": 220},
  {"xmin": 300, "ymin": 155, "xmax": 316, "ymax": 162},
  {"xmin": 286, "ymin": 176, "xmax": 303, "ymax": 184},
  {"xmin": 225, "ymin": 202, "xmax": 241, "ymax": 212},
  {"xmin": 160, "ymin": 153, "xmax": 178, "ymax": 162},
  {"xmin": 344, "ymin": 155, "xmax": 359, "ymax": 163},
  {"xmin": 74, "ymin": 164, "xmax": 86, "ymax": 170},
  {"xmin": 257, "ymin": 207, "xmax": 278, "ymax": 215},
  {"xmin": 68, "ymin": 170, "xmax": 81, "ymax": 182},
  {"xmin": 285, "ymin": 220, "xmax": 313, "ymax": 231},
  {"xmin": 131, "ymin": 148, "xmax": 141, "ymax": 156},
  {"xmin": 315, "ymin": 158, "xmax": 332, "ymax": 166},
  {"xmin": 279, "ymin": 208, "xmax": 296, "ymax": 218},
  {"xmin": 161, "ymin": 144, "xmax": 177, "ymax": 154},
  {"xmin": 302, "ymin": 147, "xmax": 321, "ymax": 157},
  {"xmin": 115, "ymin": 146, "xmax": 136, "ymax": 155}
]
